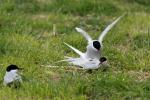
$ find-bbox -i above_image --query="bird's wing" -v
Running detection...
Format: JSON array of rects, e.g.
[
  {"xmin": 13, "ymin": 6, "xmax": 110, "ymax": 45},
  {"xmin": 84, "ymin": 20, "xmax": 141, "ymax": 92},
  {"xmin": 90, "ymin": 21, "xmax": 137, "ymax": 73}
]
[
  {"xmin": 64, "ymin": 42, "xmax": 84, "ymax": 57},
  {"xmin": 58, "ymin": 57, "xmax": 83, "ymax": 67},
  {"xmin": 98, "ymin": 14, "xmax": 125, "ymax": 44},
  {"xmin": 75, "ymin": 27, "xmax": 93, "ymax": 43}
]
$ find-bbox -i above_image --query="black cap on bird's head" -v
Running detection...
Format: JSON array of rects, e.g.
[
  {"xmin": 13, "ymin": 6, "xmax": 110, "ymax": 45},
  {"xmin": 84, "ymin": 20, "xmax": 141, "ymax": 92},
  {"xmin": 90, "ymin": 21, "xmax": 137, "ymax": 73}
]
[
  {"xmin": 93, "ymin": 41, "xmax": 101, "ymax": 51},
  {"xmin": 6, "ymin": 64, "xmax": 22, "ymax": 72},
  {"xmin": 100, "ymin": 57, "xmax": 107, "ymax": 63}
]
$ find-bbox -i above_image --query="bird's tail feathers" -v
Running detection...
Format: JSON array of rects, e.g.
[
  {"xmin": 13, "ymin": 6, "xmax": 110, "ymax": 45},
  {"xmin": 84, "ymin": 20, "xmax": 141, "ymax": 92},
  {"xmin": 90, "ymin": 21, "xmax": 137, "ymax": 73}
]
[{"xmin": 53, "ymin": 56, "xmax": 77, "ymax": 64}]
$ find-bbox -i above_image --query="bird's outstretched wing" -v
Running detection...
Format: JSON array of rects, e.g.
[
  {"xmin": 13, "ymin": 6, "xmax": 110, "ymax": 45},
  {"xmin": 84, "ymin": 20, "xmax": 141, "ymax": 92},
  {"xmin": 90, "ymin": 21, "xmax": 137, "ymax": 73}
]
[
  {"xmin": 64, "ymin": 42, "xmax": 84, "ymax": 57},
  {"xmin": 75, "ymin": 27, "xmax": 93, "ymax": 43},
  {"xmin": 98, "ymin": 14, "xmax": 125, "ymax": 44}
]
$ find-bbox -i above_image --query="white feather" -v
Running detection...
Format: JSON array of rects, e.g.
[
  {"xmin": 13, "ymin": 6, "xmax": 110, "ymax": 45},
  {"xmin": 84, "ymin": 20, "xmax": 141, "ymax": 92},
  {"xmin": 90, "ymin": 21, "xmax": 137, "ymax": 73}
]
[
  {"xmin": 98, "ymin": 14, "xmax": 125, "ymax": 44},
  {"xmin": 64, "ymin": 42, "xmax": 84, "ymax": 57},
  {"xmin": 75, "ymin": 27, "xmax": 93, "ymax": 43},
  {"xmin": 3, "ymin": 70, "xmax": 22, "ymax": 86},
  {"xmin": 63, "ymin": 57, "xmax": 101, "ymax": 69}
]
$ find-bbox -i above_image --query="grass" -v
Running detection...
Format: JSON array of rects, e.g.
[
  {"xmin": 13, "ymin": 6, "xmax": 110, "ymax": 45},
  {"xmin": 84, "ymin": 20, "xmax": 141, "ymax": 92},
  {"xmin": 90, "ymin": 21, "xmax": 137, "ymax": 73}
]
[{"xmin": 0, "ymin": 0, "xmax": 150, "ymax": 99}]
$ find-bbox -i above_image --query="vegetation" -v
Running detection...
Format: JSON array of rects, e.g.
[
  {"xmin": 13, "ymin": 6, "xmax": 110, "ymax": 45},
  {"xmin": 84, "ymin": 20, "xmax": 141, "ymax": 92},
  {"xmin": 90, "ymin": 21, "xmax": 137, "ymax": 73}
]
[{"xmin": 0, "ymin": 0, "xmax": 150, "ymax": 99}]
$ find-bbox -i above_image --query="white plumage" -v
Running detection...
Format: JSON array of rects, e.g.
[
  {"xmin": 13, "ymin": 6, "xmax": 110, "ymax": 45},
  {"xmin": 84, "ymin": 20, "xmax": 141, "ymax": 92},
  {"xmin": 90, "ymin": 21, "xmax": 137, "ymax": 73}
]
[
  {"xmin": 3, "ymin": 65, "xmax": 22, "ymax": 87},
  {"xmin": 3, "ymin": 70, "xmax": 22, "ymax": 86},
  {"xmin": 62, "ymin": 14, "xmax": 125, "ymax": 69}
]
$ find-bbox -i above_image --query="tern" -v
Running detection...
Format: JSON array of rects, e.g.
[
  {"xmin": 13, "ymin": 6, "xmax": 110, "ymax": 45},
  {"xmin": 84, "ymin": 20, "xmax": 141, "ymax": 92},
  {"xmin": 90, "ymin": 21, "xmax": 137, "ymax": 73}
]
[
  {"xmin": 61, "ymin": 14, "xmax": 125, "ymax": 69},
  {"xmin": 3, "ymin": 64, "xmax": 23, "ymax": 88},
  {"xmin": 61, "ymin": 43, "xmax": 107, "ymax": 69},
  {"xmin": 75, "ymin": 14, "xmax": 125, "ymax": 59}
]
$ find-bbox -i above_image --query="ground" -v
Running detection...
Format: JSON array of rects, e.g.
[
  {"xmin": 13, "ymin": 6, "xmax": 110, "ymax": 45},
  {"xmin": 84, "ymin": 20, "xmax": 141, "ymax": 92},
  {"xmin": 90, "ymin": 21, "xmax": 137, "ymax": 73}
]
[{"xmin": 0, "ymin": 0, "xmax": 150, "ymax": 99}]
